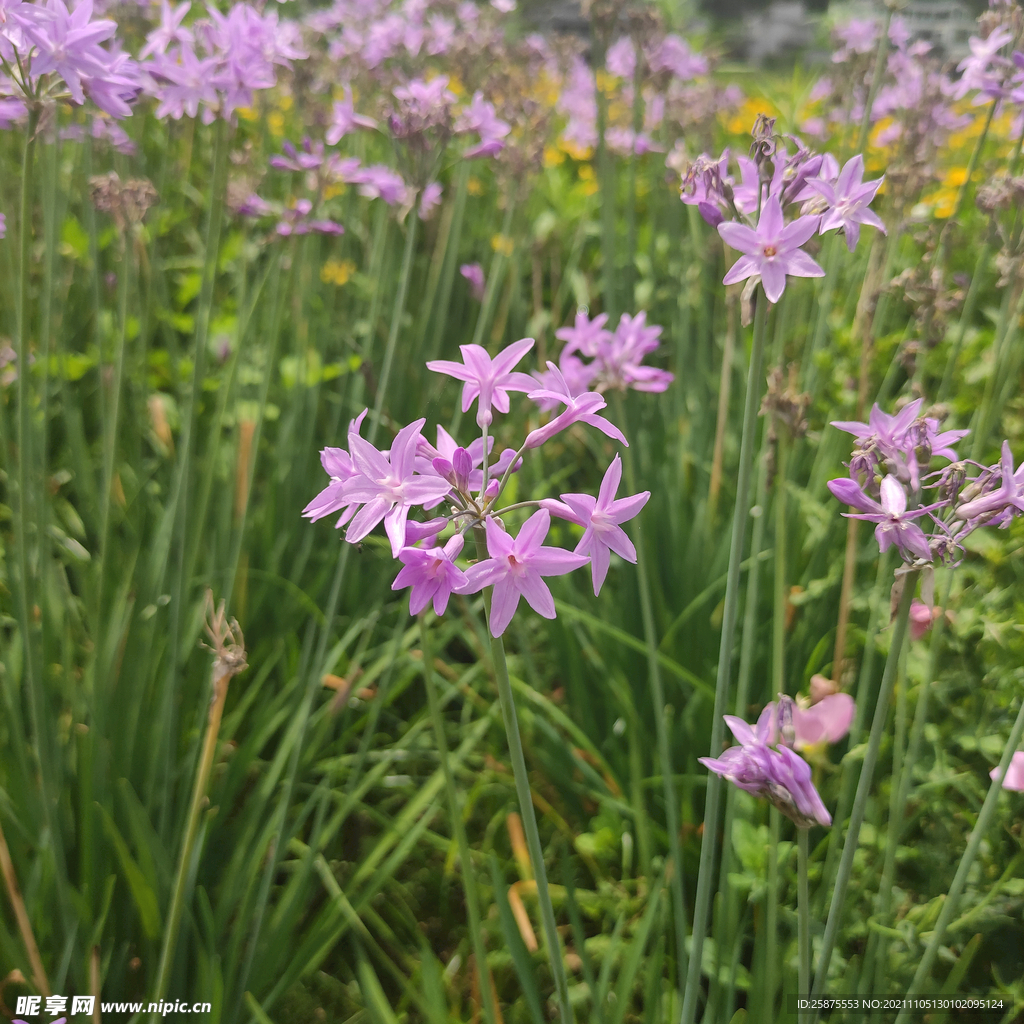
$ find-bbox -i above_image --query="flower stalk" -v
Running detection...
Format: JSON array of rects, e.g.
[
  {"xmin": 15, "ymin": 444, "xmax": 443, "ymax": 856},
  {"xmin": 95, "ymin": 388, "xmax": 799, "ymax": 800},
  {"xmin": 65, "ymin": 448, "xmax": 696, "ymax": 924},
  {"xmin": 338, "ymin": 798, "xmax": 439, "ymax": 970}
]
[
  {"xmin": 150, "ymin": 595, "xmax": 247, "ymax": 1021},
  {"xmin": 811, "ymin": 571, "xmax": 917, "ymax": 1016},
  {"xmin": 681, "ymin": 287, "xmax": 769, "ymax": 1024},
  {"xmin": 475, "ymin": 528, "xmax": 574, "ymax": 1024}
]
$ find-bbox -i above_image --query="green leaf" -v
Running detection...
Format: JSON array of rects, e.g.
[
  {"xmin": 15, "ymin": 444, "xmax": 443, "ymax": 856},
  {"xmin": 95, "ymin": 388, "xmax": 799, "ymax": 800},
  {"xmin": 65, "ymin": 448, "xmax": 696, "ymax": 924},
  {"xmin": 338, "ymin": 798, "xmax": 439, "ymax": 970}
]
[{"xmin": 96, "ymin": 803, "xmax": 162, "ymax": 940}]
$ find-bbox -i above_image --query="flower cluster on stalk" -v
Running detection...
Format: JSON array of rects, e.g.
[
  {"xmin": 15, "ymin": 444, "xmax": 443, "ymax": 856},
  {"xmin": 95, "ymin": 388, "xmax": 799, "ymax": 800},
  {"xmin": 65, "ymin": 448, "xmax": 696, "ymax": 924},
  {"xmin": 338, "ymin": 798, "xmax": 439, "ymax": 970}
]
[
  {"xmin": 681, "ymin": 118, "xmax": 887, "ymax": 303},
  {"xmin": 699, "ymin": 693, "xmax": 855, "ymax": 829},
  {"xmin": 304, "ymin": 330, "xmax": 672, "ymax": 637},
  {"xmin": 828, "ymin": 399, "xmax": 1024, "ymax": 565}
]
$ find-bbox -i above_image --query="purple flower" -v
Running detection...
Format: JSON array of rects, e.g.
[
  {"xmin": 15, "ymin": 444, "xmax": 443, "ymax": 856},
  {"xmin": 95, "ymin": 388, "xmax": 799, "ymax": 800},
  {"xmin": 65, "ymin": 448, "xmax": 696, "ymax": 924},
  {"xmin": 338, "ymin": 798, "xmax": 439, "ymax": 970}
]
[
  {"xmin": 346, "ymin": 164, "xmax": 410, "ymax": 206},
  {"xmin": 530, "ymin": 354, "xmax": 596, "ymax": 412},
  {"xmin": 343, "ymin": 418, "xmax": 453, "ymax": 555},
  {"xmin": 525, "ymin": 362, "xmax": 628, "ymax": 449},
  {"xmin": 593, "ymin": 312, "xmax": 674, "ymax": 393},
  {"xmin": 426, "ymin": 337, "xmax": 537, "ymax": 428},
  {"xmin": 139, "ymin": 0, "xmax": 193, "ymax": 59},
  {"xmin": 699, "ymin": 708, "xmax": 831, "ymax": 827},
  {"xmin": 829, "ymin": 475, "xmax": 935, "ymax": 562},
  {"xmin": 955, "ymin": 441, "xmax": 1024, "ymax": 522},
  {"xmin": 325, "ymin": 86, "xmax": 377, "ymax": 144},
  {"xmin": 0, "ymin": 212, "xmax": 5, "ymax": 239},
  {"xmin": 555, "ymin": 310, "xmax": 611, "ymax": 359},
  {"xmin": 392, "ymin": 534, "xmax": 468, "ymax": 615},
  {"xmin": 808, "ymin": 154, "xmax": 886, "ymax": 251},
  {"xmin": 459, "ymin": 510, "xmax": 589, "ymax": 636},
  {"xmin": 991, "ymin": 751, "xmax": 1024, "ymax": 791},
  {"xmin": 542, "ymin": 454, "xmax": 649, "ymax": 595},
  {"xmin": 718, "ymin": 196, "xmax": 824, "ymax": 303},
  {"xmin": 16, "ymin": 0, "xmax": 115, "ymax": 103},
  {"xmin": 460, "ymin": 262, "xmax": 485, "ymax": 300},
  {"xmin": 419, "ymin": 182, "xmax": 443, "ymax": 219},
  {"xmin": 302, "ymin": 409, "xmax": 368, "ymax": 526},
  {"xmin": 648, "ymin": 34, "xmax": 708, "ymax": 79},
  {"xmin": 455, "ymin": 89, "xmax": 509, "ymax": 158}
]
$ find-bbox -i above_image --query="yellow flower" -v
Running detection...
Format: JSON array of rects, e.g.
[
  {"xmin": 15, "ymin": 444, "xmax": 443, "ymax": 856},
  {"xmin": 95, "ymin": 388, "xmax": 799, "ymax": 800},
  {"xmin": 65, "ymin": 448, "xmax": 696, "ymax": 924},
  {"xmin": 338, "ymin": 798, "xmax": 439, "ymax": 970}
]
[
  {"xmin": 323, "ymin": 183, "xmax": 346, "ymax": 200},
  {"xmin": 942, "ymin": 166, "xmax": 968, "ymax": 188},
  {"xmin": 467, "ymin": 176, "xmax": 484, "ymax": 196},
  {"xmin": 321, "ymin": 259, "xmax": 357, "ymax": 286},
  {"xmin": 595, "ymin": 70, "xmax": 618, "ymax": 97},
  {"xmin": 277, "ymin": 94, "xmax": 293, "ymax": 112},
  {"xmin": 267, "ymin": 111, "xmax": 285, "ymax": 137},
  {"xmin": 491, "ymin": 234, "xmax": 515, "ymax": 256},
  {"xmin": 576, "ymin": 164, "xmax": 598, "ymax": 196},
  {"xmin": 543, "ymin": 146, "xmax": 565, "ymax": 168},
  {"xmin": 237, "ymin": 106, "xmax": 259, "ymax": 122},
  {"xmin": 558, "ymin": 137, "xmax": 593, "ymax": 162}
]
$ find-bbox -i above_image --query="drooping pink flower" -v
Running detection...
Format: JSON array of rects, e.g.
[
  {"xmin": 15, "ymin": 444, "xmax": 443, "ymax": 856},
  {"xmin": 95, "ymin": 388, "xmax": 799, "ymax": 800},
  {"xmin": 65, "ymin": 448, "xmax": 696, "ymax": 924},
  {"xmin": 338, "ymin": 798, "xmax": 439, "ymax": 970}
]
[
  {"xmin": 459, "ymin": 510, "xmax": 589, "ymax": 636},
  {"xmin": 525, "ymin": 362, "xmax": 628, "ymax": 449},
  {"xmin": 392, "ymin": 534, "xmax": 468, "ymax": 615}
]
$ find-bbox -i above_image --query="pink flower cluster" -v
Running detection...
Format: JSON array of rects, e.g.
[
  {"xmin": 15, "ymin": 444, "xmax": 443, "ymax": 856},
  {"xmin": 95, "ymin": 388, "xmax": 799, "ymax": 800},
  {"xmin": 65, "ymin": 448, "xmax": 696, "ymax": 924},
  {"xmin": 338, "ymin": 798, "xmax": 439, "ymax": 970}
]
[
  {"xmin": 700, "ymin": 692, "xmax": 855, "ymax": 828},
  {"xmin": 140, "ymin": 0, "xmax": 305, "ymax": 123},
  {"xmin": 828, "ymin": 399, "xmax": 1024, "ymax": 564},
  {"xmin": 304, "ymin": 336, "xmax": 656, "ymax": 636},
  {"xmin": 0, "ymin": 0, "xmax": 141, "ymax": 120},
  {"xmin": 532, "ymin": 310, "xmax": 674, "ymax": 412},
  {"xmin": 682, "ymin": 139, "xmax": 885, "ymax": 303}
]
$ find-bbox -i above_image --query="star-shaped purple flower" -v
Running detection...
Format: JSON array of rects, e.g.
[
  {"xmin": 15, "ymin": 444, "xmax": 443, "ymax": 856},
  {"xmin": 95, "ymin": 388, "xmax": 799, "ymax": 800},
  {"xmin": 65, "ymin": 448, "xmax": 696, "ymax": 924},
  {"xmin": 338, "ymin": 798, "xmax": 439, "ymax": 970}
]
[
  {"xmin": 344, "ymin": 418, "xmax": 453, "ymax": 555},
  {"xmin": 807, "ymin": 155, "xmax": 886, "ymax": 252},
  {"xmin": 459, "ymin": 510, "xmax": 589, "ymax": 637},
  {"xmin": 542, "ymin": 455, "xmax": 649, "ymax": 595},
  {"xmin": 828, "ymin": 475, "xmax": 935, "ymax": 562},
  {"xmin": 392, "ymin": 534, "xmax": 468, "ymax": 616},
  {"xmin": 718, "ymin": 195, "xmax": 824, "ymax": 303},
  {"xmin": 427, "ymin": 337, "xmax": 538, "ymax": 428}
]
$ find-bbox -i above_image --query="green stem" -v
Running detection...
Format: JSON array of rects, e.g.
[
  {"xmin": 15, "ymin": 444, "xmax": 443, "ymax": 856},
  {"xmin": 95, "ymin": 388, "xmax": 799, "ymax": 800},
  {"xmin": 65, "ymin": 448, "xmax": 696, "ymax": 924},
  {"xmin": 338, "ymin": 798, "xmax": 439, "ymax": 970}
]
[
  {"xmin": 475, "ymin": 531, "xmax": 573, "ymax": 1024},
  {"xmin": 811, "ymin": 570, "xmax": 918, "ymax": 1017},
  {"xmin": 765, "ymin": 807, "xmax": 780, "ymax": 1023},
  {"xmin": 892, "ymin": 696, "xmax": 1024, "ymax": 1024},
  {"xmin": 855, "ymin": 12, "xmax": 892, "ymax": 157},
  {"xmin": 370, "ymin": 214, "xmax": 418, "ymax": 439},
  {"xmin": 816, "ymin": 551, "xmax": 893, "ymax": 918},
  {"xmin": 96, "ymin": 232, "xmax": 132, "ymax": 618},
  {"xmin": 615, "ymin": 393, "xmax": 689, "ymax": 992},
  {"xmin": 773, "ymin": 433, "xmax": 788, "ymax": 696},
  {"xmin": 418, "ymin": 614, "xmax": 498, "ymax": 1024},
  {"xmin": 937, "ymin": 241, "xmax": 990, "ymax": 404},
  {"xmin": 680, "ymin": 289, "xmax": 769, "ymax": 1024},
  {"xmin": 798, "ymin": 828, "xmax": 810, "ymax": 998}
]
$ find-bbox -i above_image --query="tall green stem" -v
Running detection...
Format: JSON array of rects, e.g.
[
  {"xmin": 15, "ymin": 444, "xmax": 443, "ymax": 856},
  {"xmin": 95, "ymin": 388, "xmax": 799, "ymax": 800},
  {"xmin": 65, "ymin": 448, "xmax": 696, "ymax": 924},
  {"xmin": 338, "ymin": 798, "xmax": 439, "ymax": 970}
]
[
  {"xmin": 811, "ymin": 571, "xmax": 917, "ymax": 1017},
  {"xmin": 893, "ymin": 695, "xmax": 1024, "ymax": 1023},
  {"xmin": 419, "ymin": 614, "xmax": 498, "ymax": 1024},
  {"xmin": 474, "ymin": 532, "xmax": 574, "ymax": 1024},
  {"xmin": 615, "ymin": 394, "xmax": 689, "ymax": 992},
  {"xmin": 370, "ymin": 215, "xmax": 418, "ymax": 436},
  {"xmin": 798, "ymin": 828, "xmax": 810, "ymax": 998},
  {"xmin": 680, "ymin": 290, "xmax": 769, "ymax": 1024},
  {"xmin": 773, "ymin": 433, "xmax": 788, "ymax": 696}
]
